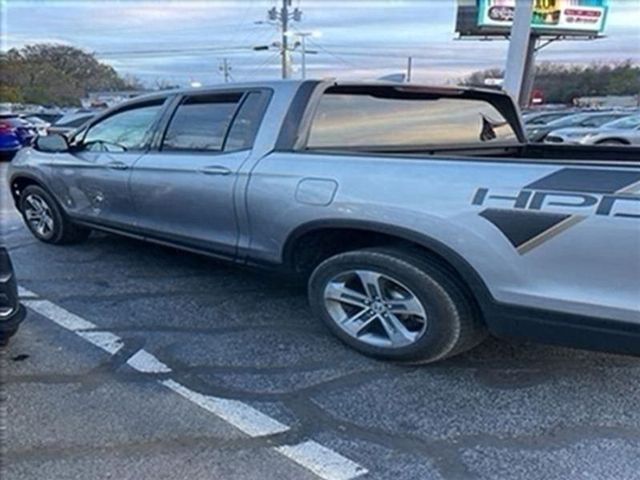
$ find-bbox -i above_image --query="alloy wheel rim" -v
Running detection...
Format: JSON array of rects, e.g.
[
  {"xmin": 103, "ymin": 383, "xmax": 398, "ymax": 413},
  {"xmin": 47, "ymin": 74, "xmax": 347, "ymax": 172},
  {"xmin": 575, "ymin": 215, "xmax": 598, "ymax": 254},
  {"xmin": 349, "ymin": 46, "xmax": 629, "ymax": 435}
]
[
  {"xmin": 24, "ymin": 194, "xmax": 55, "ymax": 239},
  {"xmin": 323, "ymin": 269, "xmax": 428, "ymax": 348}
]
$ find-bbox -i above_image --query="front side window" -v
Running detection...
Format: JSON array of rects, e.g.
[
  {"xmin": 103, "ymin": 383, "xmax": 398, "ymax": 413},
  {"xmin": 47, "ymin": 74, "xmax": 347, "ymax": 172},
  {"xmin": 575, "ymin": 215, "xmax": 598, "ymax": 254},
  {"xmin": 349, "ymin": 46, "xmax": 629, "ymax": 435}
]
[
  {"xmin": 162, "ymin": 93, "xmax": 242, "ymax": 152},
  {"xmin": 83, "ymin": 102, "xmax": 163, "ymax": 152},
  {"xmin": 306, "ymin": 89, "xmax": 517, "ymax": 149}
]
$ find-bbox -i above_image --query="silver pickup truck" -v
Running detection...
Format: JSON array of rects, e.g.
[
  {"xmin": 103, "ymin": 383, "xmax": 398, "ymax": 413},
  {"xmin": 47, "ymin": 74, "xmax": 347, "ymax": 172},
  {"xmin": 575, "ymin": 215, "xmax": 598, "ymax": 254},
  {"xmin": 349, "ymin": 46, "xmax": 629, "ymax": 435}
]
[{"xmin": 8, "ymin": 80, "xmax": 640, "ymax": 363}]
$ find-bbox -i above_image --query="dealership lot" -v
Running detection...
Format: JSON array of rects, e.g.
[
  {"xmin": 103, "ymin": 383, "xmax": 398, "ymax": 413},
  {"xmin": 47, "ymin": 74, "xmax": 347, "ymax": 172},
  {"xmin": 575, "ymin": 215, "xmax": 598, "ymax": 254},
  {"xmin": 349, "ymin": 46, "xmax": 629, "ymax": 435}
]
[{"xmin": 2, "ymin": 163, "xmax": 640, "ymax": 480}]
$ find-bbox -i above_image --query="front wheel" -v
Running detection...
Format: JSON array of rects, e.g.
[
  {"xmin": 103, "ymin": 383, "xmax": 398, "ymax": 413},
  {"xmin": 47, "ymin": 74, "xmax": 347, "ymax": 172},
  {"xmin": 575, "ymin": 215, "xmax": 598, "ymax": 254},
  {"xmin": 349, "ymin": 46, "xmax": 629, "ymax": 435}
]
[
  {"xmin": 308, "ymin": 248, "xmax": 487, "ymax": 363},
  {"xmin": 19, "ymin": 185, "xmax": 91, "ymax": 244}
]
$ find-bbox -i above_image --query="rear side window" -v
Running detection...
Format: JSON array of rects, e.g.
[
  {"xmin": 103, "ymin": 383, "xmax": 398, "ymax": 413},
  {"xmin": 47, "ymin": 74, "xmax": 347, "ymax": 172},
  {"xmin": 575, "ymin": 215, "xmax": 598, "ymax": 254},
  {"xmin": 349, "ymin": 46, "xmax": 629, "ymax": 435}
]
[
  {"xmin": 224, "ymin": 91, "xmax": 270, "ymax": 151},
  {"xmin": 306, "ymin": 89, "xmax": 517, "ymax": 149},
  {"xmin": 162, "ymin": 93, "xmax": 242, "ymax": 152}
]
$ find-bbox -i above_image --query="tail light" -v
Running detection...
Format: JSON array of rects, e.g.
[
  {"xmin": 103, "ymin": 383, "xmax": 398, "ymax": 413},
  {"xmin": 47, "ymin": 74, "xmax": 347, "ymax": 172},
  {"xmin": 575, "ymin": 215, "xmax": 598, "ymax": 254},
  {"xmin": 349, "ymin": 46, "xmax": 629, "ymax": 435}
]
[{"xmin": 0, "ymin": 122, "xmax": 16, "ymax": 133}]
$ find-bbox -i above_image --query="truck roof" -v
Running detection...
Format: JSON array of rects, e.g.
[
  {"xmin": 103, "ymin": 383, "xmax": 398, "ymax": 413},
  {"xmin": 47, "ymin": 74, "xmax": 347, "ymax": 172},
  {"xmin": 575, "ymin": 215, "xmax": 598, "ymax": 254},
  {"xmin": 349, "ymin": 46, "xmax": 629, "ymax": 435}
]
[{"xmin": 143, "ymin": 79, "xmax": 512, "ymax": 101}]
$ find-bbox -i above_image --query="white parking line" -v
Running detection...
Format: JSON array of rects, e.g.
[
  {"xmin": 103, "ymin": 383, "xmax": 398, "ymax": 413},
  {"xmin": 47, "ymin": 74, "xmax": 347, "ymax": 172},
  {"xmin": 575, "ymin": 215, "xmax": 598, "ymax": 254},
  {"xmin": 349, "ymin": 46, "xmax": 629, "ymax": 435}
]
[
  {"xmin": 19, "ymin": 287, "xmax": 368, "ymax": 480},
  {"xmin": 161, "ymin": 379, "xmax": 290, "ymax": 437},
  {"xmin": 127, "ymin": 349, "xmax": 172, "ymax": 373},
  {"xmin": 277, "ymin": 441, "xmax": 369, "ymax": 480},
  {"xmin": 76, "ymin": 330, "xmax": 124, "ymax": 355}
]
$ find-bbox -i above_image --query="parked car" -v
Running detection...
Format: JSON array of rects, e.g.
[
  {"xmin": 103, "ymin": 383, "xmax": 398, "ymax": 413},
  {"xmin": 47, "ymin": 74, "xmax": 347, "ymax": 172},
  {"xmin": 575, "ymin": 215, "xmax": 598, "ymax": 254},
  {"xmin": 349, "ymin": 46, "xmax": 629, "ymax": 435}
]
[
  {"xmin": 522, "ymin": 110, "xmax": 575, "ymax": 126},
  {"xmin": 0, "ymin": 115, "xmax": 37, "ymax": 160},
  {"xmin": 29, "ymin": 112, "xmax": 63, "ymax": 125},
  {"xmin": 0, "ymin": 247, "xmax": 25, "ymax": 346},
  {"xmin": 527, "ymin": 111, "xmax": 630, "ymax": 142},
  {"xmin": 546, "ymin": 114, "xmax": 640, "ymax": 146},
  {"xmin": 48, "ymin": 112, "xmax": 96, "ymax": 136},
  {"xmin": 8, "ymin": 80, "xmax": 640, "ymax": 362},
  {"xmin": 24, "ymin": 115, "xmax": 51, "ymax": 136}
]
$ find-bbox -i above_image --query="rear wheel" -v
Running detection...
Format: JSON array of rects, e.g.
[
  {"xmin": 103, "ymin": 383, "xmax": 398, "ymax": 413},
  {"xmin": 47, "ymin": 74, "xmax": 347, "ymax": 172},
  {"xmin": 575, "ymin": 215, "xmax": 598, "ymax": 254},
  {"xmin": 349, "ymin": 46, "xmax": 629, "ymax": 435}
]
[
  {"xmin": 308, "ymin": 247, "xmax": 487, "ymax": 363},
  {"xmin": 19, "ymin": 185, "xmax": 91, "ymax": 244}
]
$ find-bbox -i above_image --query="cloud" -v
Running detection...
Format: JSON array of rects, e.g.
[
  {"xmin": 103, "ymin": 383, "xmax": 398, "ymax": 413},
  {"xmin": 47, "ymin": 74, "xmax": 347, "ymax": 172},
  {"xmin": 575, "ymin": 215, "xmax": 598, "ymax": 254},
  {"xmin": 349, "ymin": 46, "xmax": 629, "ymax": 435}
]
[{"xmin": 2, "ymin": 0, "xmax": 638, "ymax": 85}]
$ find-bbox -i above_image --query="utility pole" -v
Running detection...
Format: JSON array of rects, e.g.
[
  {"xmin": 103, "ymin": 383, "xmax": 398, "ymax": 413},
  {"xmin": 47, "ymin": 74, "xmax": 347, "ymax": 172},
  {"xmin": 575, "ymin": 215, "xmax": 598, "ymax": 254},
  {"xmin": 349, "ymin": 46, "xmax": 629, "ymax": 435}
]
[
  {"xmin": 219, "ymin": 58, "xmax": 231, "ymax": 83},
  {"xmin": 503, "ymin": 0, "xmax": 534, "ymax": 107},
  {"xmin": 281, "ymin": 0, "xmax": 290, "ymax": 79},
  {"xmin": 406, "ymin": 56, "xmax": 413, "ymax": 83},
  {"xmin": 267, "ymin": 0, "xmax": 302, "ymax": 79}
]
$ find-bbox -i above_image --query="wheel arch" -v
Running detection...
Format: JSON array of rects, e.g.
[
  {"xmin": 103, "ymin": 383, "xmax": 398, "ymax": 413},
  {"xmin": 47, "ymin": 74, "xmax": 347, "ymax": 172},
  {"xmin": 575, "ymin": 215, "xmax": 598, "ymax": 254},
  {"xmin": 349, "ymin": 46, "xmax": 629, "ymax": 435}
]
[
  {"xmin": 595, "ymin": 137, "xmax": 631, "ymax": 145},
  {"xmin": 281, "ymin": 219, "xmax": 495, "ymax": 313},
  {"xmin": 9, "ymin": 173, "xmax": 51, "ymax": 208}
]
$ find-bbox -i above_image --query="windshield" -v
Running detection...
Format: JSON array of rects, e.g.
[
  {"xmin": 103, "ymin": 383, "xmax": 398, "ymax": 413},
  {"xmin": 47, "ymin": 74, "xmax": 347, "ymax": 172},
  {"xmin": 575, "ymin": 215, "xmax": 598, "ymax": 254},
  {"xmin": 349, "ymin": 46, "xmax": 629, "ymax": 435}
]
[
  {"xmin": 602, "ymin": 115, "xmax": 640, "ymax": 130},
  {"xmin": 524, "ymin": 112, "xmax": 570, "ymax": 125},
  {"xmin": 545, "ymin": 113, "xmax": 592, "ymax": 128}
]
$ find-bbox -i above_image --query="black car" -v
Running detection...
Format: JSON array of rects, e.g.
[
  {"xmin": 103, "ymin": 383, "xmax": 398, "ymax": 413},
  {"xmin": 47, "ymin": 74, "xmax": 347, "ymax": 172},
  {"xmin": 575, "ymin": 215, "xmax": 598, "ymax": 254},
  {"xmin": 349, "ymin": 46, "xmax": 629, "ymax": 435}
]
[{"xmin": 0, "ymin": 247, "xmax": 25, "ymax": 345}]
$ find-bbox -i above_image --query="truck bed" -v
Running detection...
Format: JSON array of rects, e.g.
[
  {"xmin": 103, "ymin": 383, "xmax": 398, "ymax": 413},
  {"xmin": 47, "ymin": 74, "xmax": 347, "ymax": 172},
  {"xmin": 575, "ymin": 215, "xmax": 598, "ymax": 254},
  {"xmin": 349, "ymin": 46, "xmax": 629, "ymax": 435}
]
[{"xmin": 305, "ymin": 144, "xmax": 640, "ymax": 165}]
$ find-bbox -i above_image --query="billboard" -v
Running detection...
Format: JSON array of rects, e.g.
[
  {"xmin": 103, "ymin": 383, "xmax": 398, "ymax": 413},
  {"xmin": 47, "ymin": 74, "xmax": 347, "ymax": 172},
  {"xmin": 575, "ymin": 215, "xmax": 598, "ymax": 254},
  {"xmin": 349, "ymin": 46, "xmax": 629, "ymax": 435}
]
[{"xmin": 477, "ymin": 0, "xmax": 608, "ymax": 34}]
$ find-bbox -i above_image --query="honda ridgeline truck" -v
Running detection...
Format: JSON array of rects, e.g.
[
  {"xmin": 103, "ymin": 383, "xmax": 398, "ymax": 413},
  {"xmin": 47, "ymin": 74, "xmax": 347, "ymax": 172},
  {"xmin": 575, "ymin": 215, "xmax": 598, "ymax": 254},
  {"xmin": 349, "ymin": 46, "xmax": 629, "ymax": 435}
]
[{"xmin": 8, "ymin": 80, "xmax": 640, "ymax": 362}]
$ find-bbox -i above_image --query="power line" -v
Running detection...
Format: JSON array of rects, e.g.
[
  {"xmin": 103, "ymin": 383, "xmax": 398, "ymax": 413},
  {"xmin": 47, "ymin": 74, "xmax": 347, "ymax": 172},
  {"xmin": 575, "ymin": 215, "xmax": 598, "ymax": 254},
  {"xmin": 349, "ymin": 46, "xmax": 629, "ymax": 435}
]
[
  {"xmin": 251, "ymin": 51, "xmax": 282, "ymax": 78},
  {"xmin": 306, "ymin": 37, "xmax": 364, "ymax": 70},
  {"xmin": 96, "ymin": 45, "xmax": 259, "ymax": 57}
]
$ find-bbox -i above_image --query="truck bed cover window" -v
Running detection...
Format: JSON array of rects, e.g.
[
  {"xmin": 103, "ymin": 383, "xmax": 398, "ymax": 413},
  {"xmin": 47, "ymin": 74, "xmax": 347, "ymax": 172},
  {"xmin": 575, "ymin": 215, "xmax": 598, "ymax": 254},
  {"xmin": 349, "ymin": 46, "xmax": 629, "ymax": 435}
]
[{"xmin": 306, "ymin": 86, "xmax": 517, "ymax": 151}]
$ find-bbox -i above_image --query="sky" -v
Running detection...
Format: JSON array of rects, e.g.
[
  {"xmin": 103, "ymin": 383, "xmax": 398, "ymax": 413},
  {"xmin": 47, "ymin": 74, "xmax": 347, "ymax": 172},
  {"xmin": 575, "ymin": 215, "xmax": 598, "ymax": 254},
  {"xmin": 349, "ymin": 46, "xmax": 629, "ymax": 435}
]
[{"xmin": 1, "ymin": 0, "xmax": 639, "ymax": 87}]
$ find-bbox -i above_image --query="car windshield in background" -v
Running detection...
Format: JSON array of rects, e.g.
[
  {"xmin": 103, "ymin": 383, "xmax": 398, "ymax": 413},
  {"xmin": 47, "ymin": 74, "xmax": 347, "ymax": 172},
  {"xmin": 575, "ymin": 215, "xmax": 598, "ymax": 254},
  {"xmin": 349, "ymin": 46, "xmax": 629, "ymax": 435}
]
[
  {"xmin": 547, "ymin": 112, "xmax": 628, "ymax": 129},
  {"xmin": 602, "ymin": 115, "xmax": 640, "ymax": 130},
  {"xmin": 307, "ymin": 90, "xmax": 517, "ymax": 149},
  {"xmin": 523, "ymin": 112, "xmax": 572, "ymax": 125},
  {"xmin": 55, "ymin": 115, "xmax": 94, "ymax": 128}
]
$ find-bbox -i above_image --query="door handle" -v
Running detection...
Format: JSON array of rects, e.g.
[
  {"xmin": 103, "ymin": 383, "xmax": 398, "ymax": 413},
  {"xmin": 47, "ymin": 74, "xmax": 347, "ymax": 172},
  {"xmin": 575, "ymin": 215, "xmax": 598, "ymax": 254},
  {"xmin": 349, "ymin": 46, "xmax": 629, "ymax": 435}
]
[
  {"xmin": 106, "ymin": 161, "xmax": 129, "ymax": 171},
  {"xmin": 199, "ymin": 165, "xmax": 231, "ymax": 176}
]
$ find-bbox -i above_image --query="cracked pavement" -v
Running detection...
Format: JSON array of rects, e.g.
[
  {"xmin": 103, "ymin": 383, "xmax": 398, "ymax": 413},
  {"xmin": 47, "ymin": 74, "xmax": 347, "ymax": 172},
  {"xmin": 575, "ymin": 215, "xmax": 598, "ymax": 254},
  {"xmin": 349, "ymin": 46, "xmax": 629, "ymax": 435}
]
[{"xmin": 2, "ymin": 162, "xmax": 640, "ymax": 480}]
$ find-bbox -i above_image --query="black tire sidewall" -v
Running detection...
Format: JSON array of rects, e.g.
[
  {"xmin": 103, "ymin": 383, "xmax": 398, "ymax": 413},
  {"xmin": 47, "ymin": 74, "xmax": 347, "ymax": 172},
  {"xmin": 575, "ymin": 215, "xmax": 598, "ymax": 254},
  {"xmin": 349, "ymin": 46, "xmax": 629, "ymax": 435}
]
[
  {"xmin": 309, "ymin": 250, "xmax": 468, "ymax": 362},
  {"xmin": 19, "ymin": 186, "xmax": 65, "ymax": 244}
]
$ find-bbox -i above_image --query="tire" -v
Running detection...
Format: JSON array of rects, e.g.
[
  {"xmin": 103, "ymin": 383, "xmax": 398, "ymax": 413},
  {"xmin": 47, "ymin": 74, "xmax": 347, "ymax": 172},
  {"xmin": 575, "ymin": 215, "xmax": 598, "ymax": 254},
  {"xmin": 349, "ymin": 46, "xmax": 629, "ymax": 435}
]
[
  {"xmin": 308, "ymin": 247, "xmax": 487, "ymax": 363},
  {"xmin": 19, "ymin": 185, "xmax": 91, "ymax": 244}
]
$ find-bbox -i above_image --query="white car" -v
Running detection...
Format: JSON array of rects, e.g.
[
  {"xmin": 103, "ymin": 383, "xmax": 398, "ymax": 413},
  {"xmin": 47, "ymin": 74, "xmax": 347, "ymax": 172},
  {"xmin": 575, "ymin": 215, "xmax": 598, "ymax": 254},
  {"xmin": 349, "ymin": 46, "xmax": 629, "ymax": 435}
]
[
  {"xmin": 24, "ymin": 115, "xmax": 51, "ymax": 136},
  {"xmin": 545, "ymin": 114, "xmax": 640, "ymax": 146}
]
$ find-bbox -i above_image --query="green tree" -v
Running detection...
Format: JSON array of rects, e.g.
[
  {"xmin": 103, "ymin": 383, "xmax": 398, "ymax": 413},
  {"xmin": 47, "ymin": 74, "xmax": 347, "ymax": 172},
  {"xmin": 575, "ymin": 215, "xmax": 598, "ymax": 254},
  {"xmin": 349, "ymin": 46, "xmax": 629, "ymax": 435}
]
[
  {"xmin": 0, "ymin": 43, "xmax": 143, "ymax": 106},
  {"xmin": 461, "ymin": 61, "xmax": 640, "ymax": 104}
]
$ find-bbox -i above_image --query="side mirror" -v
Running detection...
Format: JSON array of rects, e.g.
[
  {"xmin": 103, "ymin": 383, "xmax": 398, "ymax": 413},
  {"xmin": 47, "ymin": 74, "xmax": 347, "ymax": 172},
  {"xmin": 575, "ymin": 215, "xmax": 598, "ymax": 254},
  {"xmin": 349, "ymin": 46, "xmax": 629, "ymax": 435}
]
[{"xmin": 35, "ymin": 133, "xmax": 69, "ymax": 153}]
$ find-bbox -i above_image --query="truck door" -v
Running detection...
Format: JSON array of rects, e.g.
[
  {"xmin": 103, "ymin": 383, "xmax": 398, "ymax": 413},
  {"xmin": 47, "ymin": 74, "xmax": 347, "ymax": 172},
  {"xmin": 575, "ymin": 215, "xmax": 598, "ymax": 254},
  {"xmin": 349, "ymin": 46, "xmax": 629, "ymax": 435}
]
[
  {"xmin": 129, "ymin": 90, "xmax": 269, "ymax": 256},
  {"xmin": 51, "ymin": 99, "xmax": 166, "ymax": 226}
]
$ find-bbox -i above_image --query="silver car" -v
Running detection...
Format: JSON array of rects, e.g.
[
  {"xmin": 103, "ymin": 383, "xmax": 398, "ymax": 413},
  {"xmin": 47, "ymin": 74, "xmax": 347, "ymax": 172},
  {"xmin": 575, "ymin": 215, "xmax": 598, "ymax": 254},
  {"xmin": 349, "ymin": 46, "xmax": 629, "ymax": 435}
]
[{"xmin": 545, "ymin": 114, "xmax": 640, "ymax": 146}]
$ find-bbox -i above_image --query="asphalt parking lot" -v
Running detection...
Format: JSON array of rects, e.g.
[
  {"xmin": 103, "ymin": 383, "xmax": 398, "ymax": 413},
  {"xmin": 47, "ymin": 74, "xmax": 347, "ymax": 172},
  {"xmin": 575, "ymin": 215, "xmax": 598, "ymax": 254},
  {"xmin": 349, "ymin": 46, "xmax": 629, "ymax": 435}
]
[{"xmin": 2, "ymin": 162, "xmax": 640, "ymax": 480}]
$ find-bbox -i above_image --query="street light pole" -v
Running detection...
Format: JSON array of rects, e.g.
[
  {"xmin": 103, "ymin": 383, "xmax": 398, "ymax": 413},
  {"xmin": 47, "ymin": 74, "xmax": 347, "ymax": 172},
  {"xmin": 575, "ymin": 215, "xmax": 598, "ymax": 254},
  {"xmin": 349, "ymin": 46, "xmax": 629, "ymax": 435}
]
[
  {"xmin": 301, "ymin": 33, "xmax": 307, "ymax": 79},
  {"xmin": 295, "ymin": 32, "xmax": 314, "ymax": 79},
  {"xmin": 290, "ymin": 31, "xmax": 320, "ymax": 80}
]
